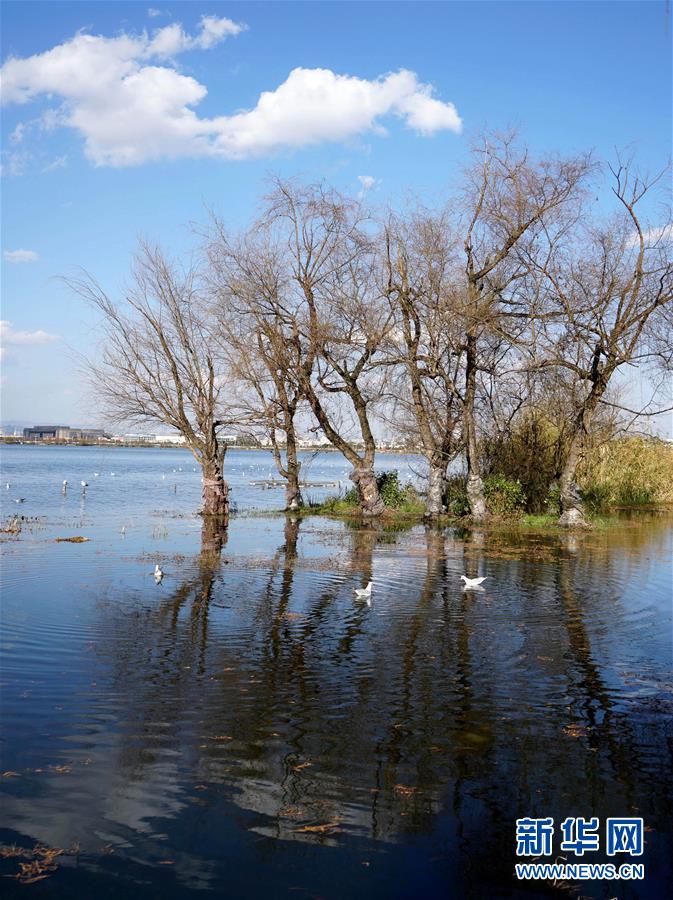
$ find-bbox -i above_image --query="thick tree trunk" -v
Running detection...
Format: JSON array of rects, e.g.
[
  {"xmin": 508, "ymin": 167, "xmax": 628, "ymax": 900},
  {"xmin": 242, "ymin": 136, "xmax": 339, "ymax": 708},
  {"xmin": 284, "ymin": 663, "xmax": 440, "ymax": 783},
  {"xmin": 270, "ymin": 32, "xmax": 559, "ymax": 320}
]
[
  {"xmin": 558, "ymin": 435, "xmax": 587, "ymax": 526},
  {"xmin": 350, "ymin": 467, "xmax": 385, "ymax": 516},
  {"xmin": 200, "ymin": 515, "xmax": 228, "ymax": 565},
  {"xmin": 202, "ymin": 460, "xmax": 229, "ymax": 519},
  {"xmin": 285, "ymin": 476, "xmax": 303, "ymax": 512},
  {"xmin": 284, "ymin": 432, "xmax": 303, "ymax": 511},
  {"xmin": 558, "ymin": 379, "xmax": 606, "ymax": 527},
  {"xmin": 425, "ymin": 460, "xmax": 447, "ymax": 518},
  {"xmin": 464, "ymin": 331, "xmax": 487, "ymax": 522}
]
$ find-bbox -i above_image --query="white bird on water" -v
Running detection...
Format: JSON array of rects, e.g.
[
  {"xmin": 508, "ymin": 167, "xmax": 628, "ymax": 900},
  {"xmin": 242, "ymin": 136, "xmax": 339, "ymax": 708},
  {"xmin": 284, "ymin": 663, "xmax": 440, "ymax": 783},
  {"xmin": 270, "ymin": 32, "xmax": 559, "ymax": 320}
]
[
  {"xmin": 460, "ymin": 575, "xmax": 488, "ymax": 589},
  {"xmin": 354, "ymin": 581, "xmax": 373, "ymax": 604},
  {"xmin": 81, "ymin": 480, "xmax": 88, "ymax": 488},
  {"xmin": 62, "ymin": 480, "xmax": 68, "ymax": 487},
  {"xmin": 154, "ymin": 564, "xmax": 164, "ymax": 583},
  {"xmin": 5, "ymin": 483, "xmax": 10, "ymax": 489}
]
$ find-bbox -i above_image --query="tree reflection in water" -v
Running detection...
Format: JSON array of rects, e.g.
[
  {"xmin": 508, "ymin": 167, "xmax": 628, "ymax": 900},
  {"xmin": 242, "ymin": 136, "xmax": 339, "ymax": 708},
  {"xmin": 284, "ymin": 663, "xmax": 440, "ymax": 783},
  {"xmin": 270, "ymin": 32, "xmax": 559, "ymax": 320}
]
[{"xmin": 1, "ymin": 515, "xmax": 671, "ymax": 896}]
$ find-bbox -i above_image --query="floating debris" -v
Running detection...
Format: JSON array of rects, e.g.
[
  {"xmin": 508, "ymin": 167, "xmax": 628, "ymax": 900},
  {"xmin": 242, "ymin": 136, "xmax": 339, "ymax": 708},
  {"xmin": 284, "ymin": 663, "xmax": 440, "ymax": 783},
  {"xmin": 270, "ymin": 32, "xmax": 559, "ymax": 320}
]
[
  {"xmin": 55, "ymin": 536, "xmax": 91, "ymax": 543},
  {"xmin": 294, "ymin": 820, "xmax": 340, "ymax": 834}
]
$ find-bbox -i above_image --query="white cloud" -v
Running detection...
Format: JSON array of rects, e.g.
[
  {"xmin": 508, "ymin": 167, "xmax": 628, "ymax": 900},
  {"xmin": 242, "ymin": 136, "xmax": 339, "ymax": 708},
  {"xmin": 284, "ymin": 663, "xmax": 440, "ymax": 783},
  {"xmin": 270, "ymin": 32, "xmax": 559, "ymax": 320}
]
[
  {"xmin": 0, "ymin": 21, "xmax": 461, "ymax": 167},
  {"xmin": 41, "ymin": 155, "xmax": 68, "ymax": 173},
  {"xmin": 1, "ymin": 149, "xmax": 31, "ymax": 176},
  {"xmin": 357, "ymin": 174, "xmax": 378, "ymax": 198},
  {"xmin": 147, "ymin": 8, "xmax": 164, "ymax": 18},
  {"xmin": 9, "ymin": 122, "xmax": 24, "ymax": 144},
  {"xmin": 3, "ymin": 248, "xmax": 39, "ymax": 263},
  {"xmin": 627, "ymin": 224, "xmax": 673, "ymax": 248},
  {"xmin": 0, "ymin": 320, "xmax": 59, "ymax": 345},
  {"xmin": 210, "ymin": 68, "xmax": 461, "ymax": 159},
  {"xmin": 643, "ymin": 224, "xmax": 673, "ymax": 244}
]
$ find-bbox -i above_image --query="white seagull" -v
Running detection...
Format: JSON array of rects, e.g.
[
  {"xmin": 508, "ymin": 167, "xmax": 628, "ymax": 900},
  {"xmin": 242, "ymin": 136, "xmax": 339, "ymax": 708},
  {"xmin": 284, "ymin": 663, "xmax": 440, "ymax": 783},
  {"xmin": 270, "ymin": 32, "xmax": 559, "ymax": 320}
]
[
  {"xmin": 354, "ymin": 581, "xmax": 373, "ymax": 601},
  {"xmin": 62, "ymin": 480, "xmax": 68, "ymax": 487},
  {"xmin": 5, "ymin": 483, "xmax": 10, "ymax": 489},
  {"xmin": 153, "ymin": 564, "xmax": 164, "ymax": 583},
  {"xmin": 81, "ymin": 480, "xmax": 88, "ymax": 488},
  {"xmin": 460, "ymin": 575, "xmax": 488, "ymax": 589}
]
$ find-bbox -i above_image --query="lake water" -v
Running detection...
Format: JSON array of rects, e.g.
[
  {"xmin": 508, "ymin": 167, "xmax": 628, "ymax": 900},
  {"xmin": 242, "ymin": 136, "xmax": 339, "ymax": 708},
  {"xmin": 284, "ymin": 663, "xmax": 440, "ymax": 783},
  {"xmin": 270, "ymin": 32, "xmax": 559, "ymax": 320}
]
[{"xmin": 1, "ymin": 445, "xmax": 672, "ymax": 898}]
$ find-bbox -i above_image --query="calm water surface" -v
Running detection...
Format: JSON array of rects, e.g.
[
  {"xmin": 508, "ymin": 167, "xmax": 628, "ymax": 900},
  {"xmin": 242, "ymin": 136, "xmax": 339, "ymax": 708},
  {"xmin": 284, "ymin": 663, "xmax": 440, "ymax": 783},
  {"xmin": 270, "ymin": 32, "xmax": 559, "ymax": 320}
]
[{"xmin": 1, "ymin": 446, "xmax": 671, "ymax": 898}]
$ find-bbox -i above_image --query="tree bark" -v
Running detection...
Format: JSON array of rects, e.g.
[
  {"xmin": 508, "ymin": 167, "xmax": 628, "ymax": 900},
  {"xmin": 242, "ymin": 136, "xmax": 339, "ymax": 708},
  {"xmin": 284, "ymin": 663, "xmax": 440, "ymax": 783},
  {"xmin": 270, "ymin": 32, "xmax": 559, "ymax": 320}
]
[
  {"xmin": 284, "ymin": 431, "xmax": 303, "ymax": 511},
  {"xmin": 350, "ymin": 467, "xmax": 386, "ymax": 516},
  {"xmin": 425, "ymin": 460, "xmax": 447, "ymax": 518},
  {"xmin": 558, "ymin": 379, "xmax": 606, "ymax": 527},
  {"xmin": 464, "ymin": 331, "xmax": 488, "ymax": 521},
  {"xmin": 202, "ymin": 457, "xmax": 229, "ymax": 519},
  {"xmin": 200, "ymin": 515, "xmax": 228, "ymax": 565}
]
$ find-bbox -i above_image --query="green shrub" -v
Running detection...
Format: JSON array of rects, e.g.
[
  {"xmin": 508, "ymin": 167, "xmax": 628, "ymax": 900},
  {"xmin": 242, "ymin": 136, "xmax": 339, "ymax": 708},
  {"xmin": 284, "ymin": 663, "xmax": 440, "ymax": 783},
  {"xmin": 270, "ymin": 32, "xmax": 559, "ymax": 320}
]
[
  {"xmin": 444, "ymin": 477, "xmax": 470, "ymax": 517},
  {"xmin": 580, "ymin": 482, "xmax": 613, "ymax": 513},
  {"xmin": 323, "ymin": 470, "xmax": 417, "ymax": 512},
  {"xmin": 376, "ymin": 471, "xmax": 409, "ymax": 508},
  {"xmin": 545, "ymin": 482, "xmax": 561, "ymax": 515},
  {"xmin": 483, "ymin": 474, "xmax": 527, "ymax": 518}
]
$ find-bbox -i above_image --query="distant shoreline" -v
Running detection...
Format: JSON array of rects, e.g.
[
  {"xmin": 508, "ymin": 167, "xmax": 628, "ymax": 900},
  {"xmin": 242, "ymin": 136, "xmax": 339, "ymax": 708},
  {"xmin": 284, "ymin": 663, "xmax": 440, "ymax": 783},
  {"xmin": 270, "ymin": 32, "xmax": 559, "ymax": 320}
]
[{"xmin": 0, "ymin": 438, "xmax": 414, "ymax": 454}]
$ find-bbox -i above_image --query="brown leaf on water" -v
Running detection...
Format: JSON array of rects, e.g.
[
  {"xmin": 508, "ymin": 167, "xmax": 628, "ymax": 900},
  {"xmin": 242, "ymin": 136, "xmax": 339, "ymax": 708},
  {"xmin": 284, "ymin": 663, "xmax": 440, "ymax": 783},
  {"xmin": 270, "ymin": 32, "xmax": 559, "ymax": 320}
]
[
  {"xmin": 562, "ymin": 723, "xmax": 587, "ymax": 739},
  {"xmin": 55, "ymin": 536, "xmax": 90, "ymax": 543},
  {"xmin": 3, "ymin": 844, "xmax": 66, "ymax": 885},
  {"xmin": 48, "ymin": 764, "xmax": 72, "ymax": 774},
  {"xmin": 292, "ymin": 760, "xmax": 312, "ymax": 771},
  {"xmin": 294, "ymin": 820, "xmax": 339, "ymax": 834},
  {"xmin": 394, "ymin": 784, "xmax": 418, "ymax": 798},
  {"xmin": 16, "ymin": 864, "xmax": 54, "ymax": 885},
  {"xmin": 279, "ymin": 805, "xmax": 304, "ymax": 819},
  {"xmin": 0, "ymin": 845, "xmax": 28, "ymax": 858}
]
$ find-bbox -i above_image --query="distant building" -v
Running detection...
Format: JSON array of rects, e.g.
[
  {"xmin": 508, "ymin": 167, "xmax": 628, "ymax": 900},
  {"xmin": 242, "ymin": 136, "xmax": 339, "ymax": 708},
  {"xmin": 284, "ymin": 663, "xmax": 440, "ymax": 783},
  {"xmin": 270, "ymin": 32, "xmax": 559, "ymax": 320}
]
[{"xmin": 23, "ymin": 425, "xmax": 110, "ymax": 441}]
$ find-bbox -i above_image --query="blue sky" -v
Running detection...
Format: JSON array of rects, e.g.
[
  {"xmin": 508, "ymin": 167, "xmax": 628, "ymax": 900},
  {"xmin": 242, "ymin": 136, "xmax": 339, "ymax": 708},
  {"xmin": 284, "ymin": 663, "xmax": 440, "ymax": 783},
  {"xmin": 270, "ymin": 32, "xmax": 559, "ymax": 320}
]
[{"xmin": 1, "ymin": 1, "xmax": 671, "ymax": 429}]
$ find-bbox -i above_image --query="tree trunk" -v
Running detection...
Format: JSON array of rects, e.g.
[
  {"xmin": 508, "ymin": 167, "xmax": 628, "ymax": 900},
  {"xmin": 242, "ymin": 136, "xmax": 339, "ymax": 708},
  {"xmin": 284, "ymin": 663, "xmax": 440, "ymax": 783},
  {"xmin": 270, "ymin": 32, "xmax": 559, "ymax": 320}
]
[
  {"xmin": 425, "ymin": 460, "xmax": 447, "ymax": 518},
  {"xmin": 202, "ymin": 460, "xmax": 229, "ymax": 519},
  {"xmin": 558, "ymin": 434, "xmax": 587, "ymax": 527},
  {"xmin": 284, "ymin": 432, "xmax": 303, "ymax": 511},
  {"xmin": 285, "ymin": 475, "xmax": 302, "ymax": 512},
  {"xmin": 200, "ymin": 515, "xmax": 227, "ymax": 566},
  {"xmin": 464, "ymin": 331, "xmax": 487, "ymax": 522},
  {"xmin": 558, "ymin": 380, "xmax": 606, "ymax": 527},
  {"xmin": 350, "ymin": 467, "xmax": 385, "ymax": 516}
]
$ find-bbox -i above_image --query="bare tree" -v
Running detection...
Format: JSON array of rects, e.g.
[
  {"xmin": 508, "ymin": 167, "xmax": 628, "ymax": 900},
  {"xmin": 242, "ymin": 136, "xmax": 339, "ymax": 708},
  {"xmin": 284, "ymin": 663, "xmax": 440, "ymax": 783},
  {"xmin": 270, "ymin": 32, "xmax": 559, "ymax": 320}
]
[
  {"xmin": 458, "ymin": 133, "xmax": 591, "ymax": 520},
  {"xmin": 528, "ymin": 161, "xmax": 673, "ymax": 525},
  {"xmin": 268, "ymin": 180, "xmax": 393, "ymax": 516},
  {"xmin": 69, "ymin": 241, "xmax": 233, "ymax": 519},
  {"xmin": 206, "ymin": 226, "xmax": 306, "ymax": 510},
  {"xmin": 382, "ymin": 209, "xmax": 464, "ymax": 517}
]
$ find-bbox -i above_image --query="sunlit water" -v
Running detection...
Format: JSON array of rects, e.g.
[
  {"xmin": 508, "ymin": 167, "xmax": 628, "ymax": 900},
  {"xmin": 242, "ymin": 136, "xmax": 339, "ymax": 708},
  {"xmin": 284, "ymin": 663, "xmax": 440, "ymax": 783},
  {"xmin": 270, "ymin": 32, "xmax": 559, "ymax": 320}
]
[{"xmin": 1, "ymin": 446, "xmax": 671, "ymax": 898}]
